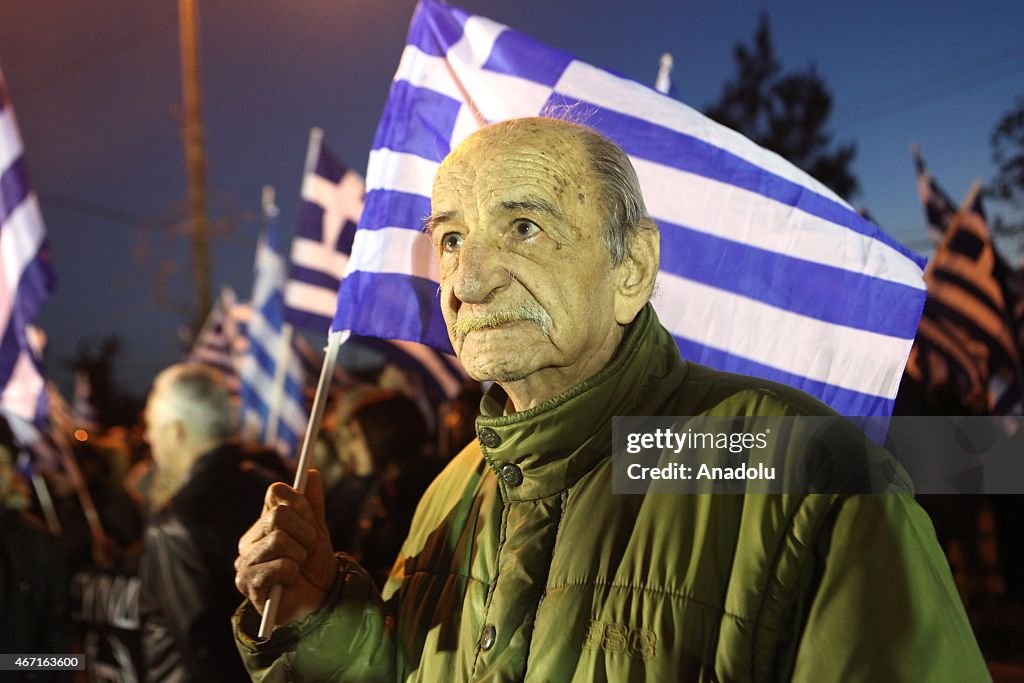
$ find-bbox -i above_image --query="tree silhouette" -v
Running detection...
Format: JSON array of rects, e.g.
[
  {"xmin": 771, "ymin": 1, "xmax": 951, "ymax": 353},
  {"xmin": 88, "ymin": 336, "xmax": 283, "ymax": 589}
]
[
  {"xmin": 705, "ymin": 14, "xmax": 858, "ymax": 199},
  {"xmin": 989, "ymin": 93, "xmax": 1024, "ymax": 255},
  {"xmin": 64, "ymin": 336, "xmax": 143, "ymax": 428}
]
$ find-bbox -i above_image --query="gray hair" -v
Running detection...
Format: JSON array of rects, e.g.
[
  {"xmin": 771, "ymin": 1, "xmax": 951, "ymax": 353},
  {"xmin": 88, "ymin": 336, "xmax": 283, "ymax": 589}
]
[
  {"xmin": 573, "ymin": 126, "xmax": 658, "ymax": 265},
  {"xmin": 150, "ymin": 364, "xmax": 236, "ymax": 441}
]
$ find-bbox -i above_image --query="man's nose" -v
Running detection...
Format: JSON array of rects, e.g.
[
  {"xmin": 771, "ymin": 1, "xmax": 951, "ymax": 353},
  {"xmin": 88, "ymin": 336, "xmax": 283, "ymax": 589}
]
[{"xmin": 451, "ymin": 235, "xmax": 509, "ymax": 304}]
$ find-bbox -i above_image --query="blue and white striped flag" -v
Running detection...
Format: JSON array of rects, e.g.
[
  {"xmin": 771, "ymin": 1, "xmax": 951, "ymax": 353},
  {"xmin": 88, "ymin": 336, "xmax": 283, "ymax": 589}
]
[
  {"xmin": 0, "ymin": 67, "xmax": 54, "ymax": 425},
  {"xmin": 239, "ymin": 193, "xmax": 310, "ymax": 457},
  {"xmin": 332, "ymin": 0, "xmax": 927, "ymax": 422},
  {"xmin": 188, "ymin": 287, "xmax": 247, "ymax": 396},
  {"xmin": 284, "ymin": 133, "xmax": 468, "ymax": 403},
  {"xmin": 284, "ymin": 138, "xmax": 362, "ymax": 332}
]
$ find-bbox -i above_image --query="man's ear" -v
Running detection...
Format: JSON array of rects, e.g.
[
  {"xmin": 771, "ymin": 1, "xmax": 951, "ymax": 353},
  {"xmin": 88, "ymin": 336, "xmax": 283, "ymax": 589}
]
[
  {"xmin": 614, "ymin": 221, "xmax": 660, "ymax": 325},
  {"xmin": 170, "ymin": 419, "xmax": 188, "ymax": 445}
]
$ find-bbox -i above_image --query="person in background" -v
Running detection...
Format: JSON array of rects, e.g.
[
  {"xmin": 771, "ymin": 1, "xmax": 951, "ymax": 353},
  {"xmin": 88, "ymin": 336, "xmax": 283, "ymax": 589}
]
[
  {"xmin": 437, "ymin": 381, "xmax": 485, "ymax": 462},
  {"xmin": 72, "ymin": 441, "xmax": 145, "ymax": 556},
  {"xmin": 139, "ymin": 364, "xmax": 285, "ymax": 682},
  {"xmin": 0, "ymin": 414, "xmax": 71, "ymax": 682},
  {"xmin": 323, "ymin": 390, "xmax": 436, "ymax": 588}
]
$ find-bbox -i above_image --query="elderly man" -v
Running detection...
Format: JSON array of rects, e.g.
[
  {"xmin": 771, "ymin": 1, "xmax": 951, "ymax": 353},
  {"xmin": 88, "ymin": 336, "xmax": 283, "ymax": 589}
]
[
  {"xmin": 140, "ymin": 364, "xmax": 286, "ymax": 682},
  {"xmin": 233, "ymin": 118, "xmax": 986, "ymax": 681}
]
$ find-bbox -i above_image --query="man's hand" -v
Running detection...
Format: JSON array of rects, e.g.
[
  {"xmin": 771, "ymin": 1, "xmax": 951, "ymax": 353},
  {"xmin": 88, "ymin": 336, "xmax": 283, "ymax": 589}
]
[{"xmin": 234, "ymin": 469, "xmax": 336, "ymax": 626}]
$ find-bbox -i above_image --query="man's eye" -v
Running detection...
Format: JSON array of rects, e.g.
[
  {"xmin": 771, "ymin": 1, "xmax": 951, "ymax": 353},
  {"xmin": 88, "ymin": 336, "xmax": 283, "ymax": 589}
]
[
  {"xmin": 441, "ymin": 233, "xmax": 464, "ymax": 252},
  {"xmin": 512, "ymin": 220, "xmax": 540, "ymax": 239}
]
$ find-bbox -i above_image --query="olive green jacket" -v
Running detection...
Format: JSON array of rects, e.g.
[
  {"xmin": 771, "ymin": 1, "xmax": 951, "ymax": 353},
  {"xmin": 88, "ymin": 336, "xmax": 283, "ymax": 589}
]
[{"xmin": 234, "ymin": 305, "xmax": 987, "ymax": 682}]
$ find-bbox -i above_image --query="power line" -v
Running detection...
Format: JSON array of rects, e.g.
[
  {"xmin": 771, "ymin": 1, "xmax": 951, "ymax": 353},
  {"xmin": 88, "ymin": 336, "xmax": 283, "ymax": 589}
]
[
  {"xmin": 40, "ymin": 194, "xmax": 155, "ymax": 227},
  {"xmin": 845, "ymin": 46, "xmax": 1024, "ymax": 113},
  {"xmin": 836, "ymin": 48, "xmax": 1024, "ymax": 128},
  {"xmin": 840, "ymin": 65, "xmax": 1024, "ymax": 127},
  {"xmin": 39, "ymin": 194, "xmax": 255, "ymax": 242}
]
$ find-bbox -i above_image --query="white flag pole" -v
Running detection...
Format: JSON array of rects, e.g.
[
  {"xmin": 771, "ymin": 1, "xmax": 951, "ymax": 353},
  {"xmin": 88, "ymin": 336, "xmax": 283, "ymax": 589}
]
[
  {"xmin": 303, "ymin": 127, "xmax": 324, "ymax": 182},
  {"xmin": 30, "ymin": 471, "xmax": 62, "ymax": 535},
  {"xmin": 655, "ymin": 52, "xmax": 673, "ymax": 95},
  {"xmin": 258, "ymin": 329, "xmax": 344, "ymax": 639},
  {"xmin": 959, "ymin": 179, "xmax": 982, "ymax": 213}
]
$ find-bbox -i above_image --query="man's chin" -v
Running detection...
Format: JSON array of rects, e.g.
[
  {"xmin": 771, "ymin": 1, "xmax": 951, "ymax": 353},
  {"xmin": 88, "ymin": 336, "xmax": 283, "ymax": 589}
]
[
  {"xmin": 463, "ymin": 360, "xmax": 532, "ymax": 384},
  {"xmin": 460, "ymin": 351, "xmax": 537, "ymax": 385}
]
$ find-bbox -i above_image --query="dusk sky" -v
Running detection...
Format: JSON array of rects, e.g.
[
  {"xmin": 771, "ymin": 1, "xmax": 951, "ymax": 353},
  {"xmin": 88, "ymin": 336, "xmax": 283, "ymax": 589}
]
[{"xmin": 0, "ymin": 0, "xmax": 1021, "ymax": 400}]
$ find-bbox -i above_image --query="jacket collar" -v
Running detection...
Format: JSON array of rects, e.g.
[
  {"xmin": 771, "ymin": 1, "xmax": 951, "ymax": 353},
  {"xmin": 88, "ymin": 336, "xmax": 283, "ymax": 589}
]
[
  {"xmin": 474, "ymin": 304, "xmax": 689, "ymax": 500},
  {"xmin": 186, "ymin": 441, "xmax": 240, "ymax": 479}
]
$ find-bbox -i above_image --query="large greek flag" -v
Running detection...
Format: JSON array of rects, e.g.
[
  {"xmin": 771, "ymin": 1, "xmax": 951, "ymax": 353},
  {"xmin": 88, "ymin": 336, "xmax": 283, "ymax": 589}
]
[
  {"xmin": 0, "ymin": 67, "xmax": 55, "ymax": 425},
  {"xmin": 332, "ymin": 0, "xmax": 927, "ymax": 420},
  {"xmin": 239, "ymin": 202, "xmax": 309, "ymax": 457}
]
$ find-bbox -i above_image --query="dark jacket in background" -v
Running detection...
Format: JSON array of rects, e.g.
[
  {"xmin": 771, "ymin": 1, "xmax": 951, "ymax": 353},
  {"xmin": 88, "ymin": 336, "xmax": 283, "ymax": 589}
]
[
  {"xmin": 0, "ymin": 509, "xmax": 71, "ymax": 683},
  {"xmin": 140, "ymin": 443, "xmax": 285, "ymax": 682}
]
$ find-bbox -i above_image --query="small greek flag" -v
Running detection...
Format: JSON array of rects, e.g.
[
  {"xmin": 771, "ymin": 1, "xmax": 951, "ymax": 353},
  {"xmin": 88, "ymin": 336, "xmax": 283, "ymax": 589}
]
[{"xmin": 239, "ymin": 193, "xmax": 310, "ymax": 457}]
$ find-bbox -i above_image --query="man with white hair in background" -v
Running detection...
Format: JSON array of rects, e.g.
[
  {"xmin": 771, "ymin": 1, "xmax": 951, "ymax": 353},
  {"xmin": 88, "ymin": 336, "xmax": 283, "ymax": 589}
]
[
  {"xmin": 140, "ymin": 364, "xmax": 285, "ymax": 682},
  {"xmin": 232, "ymin": 118, "xmax": 986, "ymax": 681}
]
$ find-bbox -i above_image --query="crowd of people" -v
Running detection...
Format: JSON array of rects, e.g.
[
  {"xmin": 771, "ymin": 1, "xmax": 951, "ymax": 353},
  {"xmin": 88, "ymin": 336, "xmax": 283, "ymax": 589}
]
[{"xmin": 1, "ymin": 360, "xmax": 477, "ymax": 682}]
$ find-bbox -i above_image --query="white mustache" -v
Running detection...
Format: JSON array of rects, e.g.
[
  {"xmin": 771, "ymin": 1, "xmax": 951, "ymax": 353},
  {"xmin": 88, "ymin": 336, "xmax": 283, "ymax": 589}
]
[{"xmin": 453, "ymin": 303, "xmax": 552, "ymax": 338}]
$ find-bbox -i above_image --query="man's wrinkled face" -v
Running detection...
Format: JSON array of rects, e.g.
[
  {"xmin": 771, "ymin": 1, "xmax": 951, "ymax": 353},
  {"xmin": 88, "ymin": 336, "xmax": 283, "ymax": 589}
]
[{"xmin": 429, "ymin": 122, "xmax": 623, "ymax": 393}]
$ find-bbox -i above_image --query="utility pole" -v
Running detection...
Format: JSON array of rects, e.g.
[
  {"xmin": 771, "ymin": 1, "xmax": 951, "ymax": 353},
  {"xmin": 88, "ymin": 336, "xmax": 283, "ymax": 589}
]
[{"xmin": 178, "ymin": 0, "xmax": 212, "ymax": 335}]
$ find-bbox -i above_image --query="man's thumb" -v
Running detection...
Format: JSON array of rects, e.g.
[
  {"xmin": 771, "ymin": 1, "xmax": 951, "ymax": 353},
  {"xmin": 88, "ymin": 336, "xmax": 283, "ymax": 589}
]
[{"xmin": 305, "ymin": 468, "xmax": 327, "ymax": 526}]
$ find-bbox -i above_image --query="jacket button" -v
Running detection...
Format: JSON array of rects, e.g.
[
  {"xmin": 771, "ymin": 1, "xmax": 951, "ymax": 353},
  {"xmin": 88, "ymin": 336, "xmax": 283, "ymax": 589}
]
[
  {"xmin": 478, "ymin": 427, "xmax": 501, "ymax": 448},
  {"xmin": 500, "ymin": 464, "xmax": 524, "ymax": 487},
  {"xmin": 480, "ymin": 623, "xmax": 496, "ymax": 651}
]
